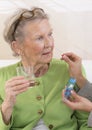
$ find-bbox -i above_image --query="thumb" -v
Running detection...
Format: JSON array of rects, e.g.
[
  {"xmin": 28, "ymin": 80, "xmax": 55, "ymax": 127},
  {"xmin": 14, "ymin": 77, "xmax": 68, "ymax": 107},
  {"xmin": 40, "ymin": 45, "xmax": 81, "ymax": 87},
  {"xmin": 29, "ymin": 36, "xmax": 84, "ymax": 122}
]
[{"xmin": 71, "ymin": 91, "xmax": 81, "ymax": 101}]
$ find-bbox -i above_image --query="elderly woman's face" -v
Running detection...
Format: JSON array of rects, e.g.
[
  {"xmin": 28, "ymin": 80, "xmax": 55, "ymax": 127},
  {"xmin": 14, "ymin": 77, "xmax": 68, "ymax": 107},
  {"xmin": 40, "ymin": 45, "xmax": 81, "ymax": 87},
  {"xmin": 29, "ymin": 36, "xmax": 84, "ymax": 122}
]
[{"xmin": 20, "ymin": 19, "xmax": 54, "ymax": 65}]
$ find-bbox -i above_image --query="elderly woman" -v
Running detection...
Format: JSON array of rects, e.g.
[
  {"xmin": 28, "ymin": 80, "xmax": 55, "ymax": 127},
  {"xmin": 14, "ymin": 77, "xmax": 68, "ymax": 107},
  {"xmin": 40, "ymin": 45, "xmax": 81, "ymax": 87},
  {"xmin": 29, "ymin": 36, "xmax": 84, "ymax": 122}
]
[{"xmin": 0, "ymin": 7, "xmax": 91, "ymax": 130}]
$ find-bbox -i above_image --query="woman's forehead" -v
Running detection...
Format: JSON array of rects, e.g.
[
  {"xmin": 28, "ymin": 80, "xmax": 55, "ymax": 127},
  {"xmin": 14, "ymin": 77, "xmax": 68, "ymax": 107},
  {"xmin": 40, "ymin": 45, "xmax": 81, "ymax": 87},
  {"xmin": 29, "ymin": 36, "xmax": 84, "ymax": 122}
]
[{"xmin": 23, "ymin": 19, "xmax": 52, "ymax": 35}]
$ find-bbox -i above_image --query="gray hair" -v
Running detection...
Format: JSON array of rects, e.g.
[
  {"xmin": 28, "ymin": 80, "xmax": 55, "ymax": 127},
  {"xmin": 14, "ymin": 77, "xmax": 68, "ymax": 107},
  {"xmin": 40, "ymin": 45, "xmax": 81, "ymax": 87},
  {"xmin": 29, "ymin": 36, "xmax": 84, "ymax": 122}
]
[{"xmin": 3, "ymin": 7, "xmax": 48, "ymax": 56}]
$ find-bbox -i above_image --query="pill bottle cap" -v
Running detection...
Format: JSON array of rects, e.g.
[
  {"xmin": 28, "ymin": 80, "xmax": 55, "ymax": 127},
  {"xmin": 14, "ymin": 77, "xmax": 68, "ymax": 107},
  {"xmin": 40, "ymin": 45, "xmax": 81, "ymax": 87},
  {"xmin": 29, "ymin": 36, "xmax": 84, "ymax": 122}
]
[{"xmin": 69, "ymin": 78, "xmax": 76, "ymax": 84}]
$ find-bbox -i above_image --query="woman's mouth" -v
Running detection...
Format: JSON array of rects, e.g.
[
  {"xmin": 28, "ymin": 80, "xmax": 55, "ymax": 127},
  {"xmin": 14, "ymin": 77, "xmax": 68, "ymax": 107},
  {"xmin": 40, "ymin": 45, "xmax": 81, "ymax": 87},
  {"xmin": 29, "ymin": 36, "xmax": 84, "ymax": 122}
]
[{"xmin": 42, "ymin": 51, "xmax": 52, "ymax": 55}]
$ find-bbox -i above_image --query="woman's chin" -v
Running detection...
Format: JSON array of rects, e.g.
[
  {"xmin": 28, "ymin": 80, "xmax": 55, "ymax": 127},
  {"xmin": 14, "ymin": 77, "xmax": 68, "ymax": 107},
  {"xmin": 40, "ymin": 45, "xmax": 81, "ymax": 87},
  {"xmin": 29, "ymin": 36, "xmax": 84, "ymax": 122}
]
[
  {"xmin": 43, "ymin": 56, "xmax": 52, "ymax": 63},
  {"xmin": 39, "ymin": 53, "xmax": 53, "ymax": 63}
]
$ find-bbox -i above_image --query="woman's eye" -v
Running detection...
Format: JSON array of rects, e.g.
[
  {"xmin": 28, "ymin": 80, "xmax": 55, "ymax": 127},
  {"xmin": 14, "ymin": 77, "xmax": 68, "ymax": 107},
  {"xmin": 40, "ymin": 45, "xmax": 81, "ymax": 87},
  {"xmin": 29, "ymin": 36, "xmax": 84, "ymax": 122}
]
[
  {"xmin": 36, "ymin": 36, "xmax": 43, "ymax": 40},
  {"xmin": 48, "ymin": 32, "xmax": 53, "ymax": 37}
]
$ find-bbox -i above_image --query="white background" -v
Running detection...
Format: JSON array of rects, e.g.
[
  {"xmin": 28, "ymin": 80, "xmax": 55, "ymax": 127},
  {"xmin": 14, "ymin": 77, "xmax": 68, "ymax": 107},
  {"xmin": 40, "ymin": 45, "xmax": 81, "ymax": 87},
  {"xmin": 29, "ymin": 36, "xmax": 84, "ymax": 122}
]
[{"xmin": 0, "ymin": 0, "xmax": 92, "ymax": 60}]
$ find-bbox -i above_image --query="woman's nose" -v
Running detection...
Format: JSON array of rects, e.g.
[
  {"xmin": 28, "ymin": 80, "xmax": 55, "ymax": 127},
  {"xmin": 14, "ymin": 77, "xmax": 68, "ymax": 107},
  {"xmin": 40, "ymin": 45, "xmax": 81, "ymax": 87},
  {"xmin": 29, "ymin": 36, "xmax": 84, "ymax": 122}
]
[{"xmin": 44, "ymin": 37, "xmax": 53, "ymax": 47}]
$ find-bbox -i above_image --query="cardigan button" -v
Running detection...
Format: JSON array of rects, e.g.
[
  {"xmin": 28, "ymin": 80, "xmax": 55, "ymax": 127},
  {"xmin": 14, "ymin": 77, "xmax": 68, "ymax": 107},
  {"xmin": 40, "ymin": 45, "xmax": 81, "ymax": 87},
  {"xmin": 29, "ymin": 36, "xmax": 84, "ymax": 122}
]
[
  {"xmin": 35, "ymin": 81, "xmax": 40, "ymax": 86},
  {"xmin": 38, "ymin": 109, "xmax": 43, "ymax": 115},
  {"xmin": 48, "ymin": 124, "xmax": 53, "ymax": 129},
  {"xmin": 36, "ymin": 96, "xmax": 42, "ymax": 100}
]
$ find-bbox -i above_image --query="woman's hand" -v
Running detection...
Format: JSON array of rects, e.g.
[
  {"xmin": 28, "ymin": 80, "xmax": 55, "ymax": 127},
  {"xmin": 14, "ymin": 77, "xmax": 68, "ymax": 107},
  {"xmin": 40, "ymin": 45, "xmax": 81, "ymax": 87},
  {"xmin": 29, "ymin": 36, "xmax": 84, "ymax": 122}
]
[
  {"xmin": 62, "ymin": 89, "xmax": 92, "ymax": 112},
  {"xmin": 61, "ymin": 52, "xmax": 87, "ymax": 87},
  {"xmin": 4, "ymin": 76, "xmax": 30, "ymax": 106},
  {"xmin": 1, "ymin": 76, "xmax": 30, "ymax": 124}
]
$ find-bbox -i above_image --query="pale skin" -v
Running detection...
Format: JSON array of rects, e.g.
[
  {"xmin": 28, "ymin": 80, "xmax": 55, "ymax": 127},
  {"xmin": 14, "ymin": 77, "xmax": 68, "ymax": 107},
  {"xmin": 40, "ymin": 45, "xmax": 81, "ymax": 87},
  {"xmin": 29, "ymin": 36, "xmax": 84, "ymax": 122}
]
[
  {"xmin": 62, "ymin": 52, "xmax": 87, "ymax": 88},
  {"xmin": 61, "ymin": 52, "xmax": 92, "ymax": 112},
  {"xmin": 1, "ymin": 76, "xmax": 30, "ymax": 124},
  {"xmin": 1, "ymin": 19, "xmax": 54, "ymax": 124},
  {"xmin": 62, "ymin": 90, "xmax": 92, "ymax": 112}
]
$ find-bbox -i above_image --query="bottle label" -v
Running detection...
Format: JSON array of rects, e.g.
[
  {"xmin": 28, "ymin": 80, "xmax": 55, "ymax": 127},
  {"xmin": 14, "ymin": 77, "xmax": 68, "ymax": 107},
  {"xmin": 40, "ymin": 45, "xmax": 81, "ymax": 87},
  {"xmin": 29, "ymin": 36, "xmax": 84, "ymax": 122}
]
[{"xmin": 64, "ymin": 78, "xmax": 76, "ymax": 99}]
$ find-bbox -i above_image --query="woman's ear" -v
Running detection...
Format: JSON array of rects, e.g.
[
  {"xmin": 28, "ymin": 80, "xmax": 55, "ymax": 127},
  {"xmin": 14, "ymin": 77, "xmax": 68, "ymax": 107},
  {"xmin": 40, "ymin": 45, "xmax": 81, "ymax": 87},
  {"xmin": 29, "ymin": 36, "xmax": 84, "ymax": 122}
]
[{"xmin": 11, "ymin": 41, "xmax": 21, "ymax": 55}]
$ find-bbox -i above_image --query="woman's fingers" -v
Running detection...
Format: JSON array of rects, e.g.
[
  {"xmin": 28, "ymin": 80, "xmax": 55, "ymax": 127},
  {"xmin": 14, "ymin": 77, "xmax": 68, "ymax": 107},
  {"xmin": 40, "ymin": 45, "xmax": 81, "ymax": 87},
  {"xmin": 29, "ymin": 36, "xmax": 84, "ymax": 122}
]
[
  {"xmin": 5, "ymin": 76, "xmax": 30, "ymax": 97},
  {"xmin": 14, "ymin": 87, "xmax": 29, "ymax": 95},
  {"xmin": 7, "ymin": 76, "xmax": 25, "ymax": 82},
  {"xmin": 6, "ymin": 76, "xmax": 30, "ymax": 88},
  {"xmin": 7, "ymin": 79, "xmax": 29, "ymax": 88}
]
